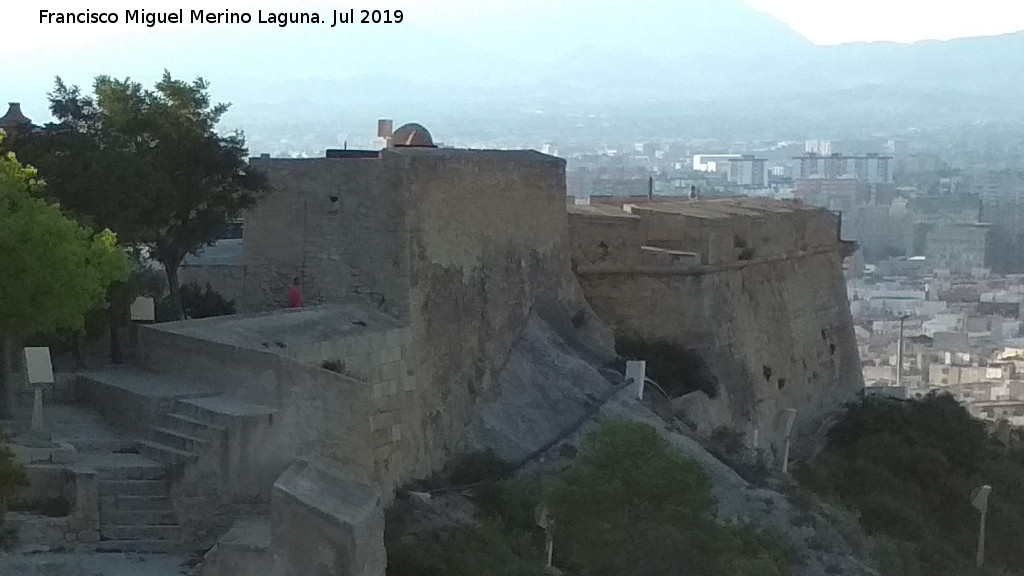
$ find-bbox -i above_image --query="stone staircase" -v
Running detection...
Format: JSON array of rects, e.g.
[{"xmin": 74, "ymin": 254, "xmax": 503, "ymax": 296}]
[
  {"xmin": 96, "ymin": 460, "xmax": 179, "ymax": 553},
  {"xmin": 77, "ymin": 366, "xmax": 278, "ymax": 552},
  {"xmin": 138, "ymin": 407, "xmax": 226, "ymax": 467}
]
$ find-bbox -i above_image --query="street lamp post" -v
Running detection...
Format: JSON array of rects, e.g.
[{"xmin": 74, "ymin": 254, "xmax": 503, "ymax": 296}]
[
  {"xmin": 972, "ymin": 485, "xmax": 992, "ymax": 568},
  {"xmin": 896, "ymin": 314, "xmax": 910, "ymax": 389}
]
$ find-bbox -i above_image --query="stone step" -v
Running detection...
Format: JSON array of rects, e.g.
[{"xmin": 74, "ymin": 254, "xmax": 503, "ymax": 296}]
[
  {"xmin": 162, "ymin": 413, "xmax": 226, "ymax": 440},
  {"xmin": 137, "ymin": 439, "xmax": 197, "ymax": 466},
  {"xmin": 98, "ymin": 480, "xmax": 170, "ymax": 497},
  {"xmin": 67, "ymin": 438, "xmax": 139, "ymax": 452},
  {"xmin": 100, "ymin": 524, "xmax": 180, "ymax": 541},
  {"xmin": 76, "ymin": 366, "xmax": 221, "ymax": 436},
  {"xmin": 150, "ymin": 427, "xmax": 209, "ymax": 454},
  {"xmin": 96, "ymin": 464, "xmax": 166, "ymax": 481},
  {"xmin": 99, "ymin": 495, "xmax": 173, "ymax": 512},
  {"xmin": 100, "ymin": 509, "xmax": 178, "ymax": 526},
  {"xmin": 175, "ymin": 396, "xmax": 277, "ymax": 429},
  {"xmin": 96, "ymin": 539, "xmax": 179, "ymax": 553}
]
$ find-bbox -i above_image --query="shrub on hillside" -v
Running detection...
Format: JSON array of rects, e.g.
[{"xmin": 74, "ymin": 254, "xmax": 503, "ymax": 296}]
[
  {"xmin": 387, "ymin": 421, "xmax": 793, "ymax": 576},
  {"xmin": 156, "ymin": 282, "xmax": 235, "ymax": 321},
  {"xmin": 798, "ymin": 393, "xmax": 1024, "ymax": 576},
  {"xmin": 549, "ymin": 420, "xmax": 792, "ymax": 576}
]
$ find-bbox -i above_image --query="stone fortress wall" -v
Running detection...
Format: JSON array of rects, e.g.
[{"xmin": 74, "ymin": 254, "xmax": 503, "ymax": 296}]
[
  {"xmin": 236, "ymin": 147, "xmax": 576, "ymax": 488},
  {"xmin": 568, "ymin": 198, "xmax": 863, "ymax": 460},
  {"xmin": 243, "ymin": 156, "xmax": 409, "ymax": 315},
  {"xmin": 150, "ymin": 136, "xmax": 864, "ymax": 575}
]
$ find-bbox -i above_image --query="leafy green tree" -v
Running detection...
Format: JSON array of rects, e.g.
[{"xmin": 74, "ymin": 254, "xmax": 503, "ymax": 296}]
[
  {"xmin": 798, "ymin": 394, "xmax": 1024, "ymax": 576},
  {"xmin": 548, "ymin": 421, "xmax": 792, "ymax": 576},
  {"xmin": 14, "ymin": 73, "xmax": 268, "ymax": 320},
  {"xmin": 0, "ymin": 136, "xmax": 130, "ymax": 415}
]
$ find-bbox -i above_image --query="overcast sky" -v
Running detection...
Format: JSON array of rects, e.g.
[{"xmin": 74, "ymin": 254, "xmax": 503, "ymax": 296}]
[
  {"xmin": 8, "ymin": 0, "xmax": 1024, "ymax": 53},
  {"xmin": 746, "ymin": 0, "xmax": 1024, "ymax": 44}
]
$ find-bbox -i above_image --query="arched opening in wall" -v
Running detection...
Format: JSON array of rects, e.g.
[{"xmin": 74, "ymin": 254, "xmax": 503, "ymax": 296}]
[{"xmin": 616, "ymin": 338, "xmax": 719, "ymax": 398}]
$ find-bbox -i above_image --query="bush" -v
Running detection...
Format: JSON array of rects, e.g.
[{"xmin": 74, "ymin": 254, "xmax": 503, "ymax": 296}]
[
  {"xmin": 387, "ymin": 519, "xmax": 546, "ymax": 576},
  {"xmin": 156, "ymin": 282, "xmax": 235, "ymax": 321},
  {"xmin": 0, "ymin": 428, "xmax": 29, "ymax": 547},
  {"xmin": 448, "ymin": 449, "xmax": 515, "ymax": 487},
  {"xmin": 797, "ymin": 393, "xmax": 1024, "ymax": 576},
  {"xmin": 388, "ymin": 422, "xmax": 793, "ymax": 576},
  {"xmin": 548, "ymin": 421, "xmax": 793, "ymax": 576}
]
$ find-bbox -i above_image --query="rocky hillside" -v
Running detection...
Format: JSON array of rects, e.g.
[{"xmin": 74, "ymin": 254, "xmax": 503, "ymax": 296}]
[{"xmin": 385, "ymin": 301, "xmax": 882, "ymax": 576}]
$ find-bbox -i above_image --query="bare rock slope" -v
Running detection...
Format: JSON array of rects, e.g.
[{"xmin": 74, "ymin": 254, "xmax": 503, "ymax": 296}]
[{"xmin": 454, "ymin": 305, "xmax": 878, "ymax": 576}]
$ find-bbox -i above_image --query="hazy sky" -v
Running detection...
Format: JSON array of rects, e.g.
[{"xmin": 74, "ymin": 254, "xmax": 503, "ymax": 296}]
[
  {"xmin": 746, "ymin": 0, "xmax": 1024, "ymax": 44},
  {"xmin": 8, "ymin": 0, "xmax": 1024, "ymax": 53}
]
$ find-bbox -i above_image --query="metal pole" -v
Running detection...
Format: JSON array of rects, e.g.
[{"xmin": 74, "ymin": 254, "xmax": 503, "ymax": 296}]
[
  {"xmin": 972, "ymin": 485, "xmax": 991, "ymax": 568},
  {"xmin": 896, "ymin": 315, "xmax": 907, "ymax": 389},
  {"xmin": 781, "ymin": 408, "xmax": 798, "ymax": 474},
  {"xmin": 546, "ymin": 532, "xmax": 553, "ymax": 568},
  {"xmin": 977, "ymin": 509, "xmax": 986, "ymax": 568}
]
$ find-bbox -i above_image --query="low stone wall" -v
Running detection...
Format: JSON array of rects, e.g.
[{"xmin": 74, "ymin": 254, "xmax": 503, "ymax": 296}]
[
  {"xmin": 271, "ymin": 461, "xmax": 385, "ymax": 576},
  {"xmin": 7, "ymin": 469, "xmax": 100, "ymax": 552},
  {"xmin": 139, "ymin": 325, "xmax": 378, "ymax": 480}
]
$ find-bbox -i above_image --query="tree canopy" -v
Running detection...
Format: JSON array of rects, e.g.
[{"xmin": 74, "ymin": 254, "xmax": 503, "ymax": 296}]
[
  {"xmin": 799, "ymin": 394, "xmax": 1024, "ymax": 576},
  {"xmin": 0, "ymin": 134, "xmax": 130, "ymax": 413},
  {"xmin": 11, "ymin": 72, "xmax": 268, "ymax": 319}
]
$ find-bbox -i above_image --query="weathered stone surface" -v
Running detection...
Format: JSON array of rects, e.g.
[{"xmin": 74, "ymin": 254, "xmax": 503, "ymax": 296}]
[
  {"xmin": 271, "ymin": 460, "xmax": 385, "ymax": 576},
  {"xmin": 200, "ymin": 518, "xmax": 275, "ymax": 576},
  {"xmin": 458, "ymin": 306, "xmax": 618, "ymax": 463},
  {"xmin": 673, "ymin": 389, "xmax": 735, "ymax": 435},
  {"xmin": 570, "ymin": 199, "xmax": 864, "ymax": 459}
]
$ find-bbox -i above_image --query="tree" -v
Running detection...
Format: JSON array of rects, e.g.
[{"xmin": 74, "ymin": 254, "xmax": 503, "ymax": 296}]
[
  {"xmin": 548, "ymin": 421, "xmax": 792, "ymax": 576},
  {"xmin": 96, "ymin": 72, "xmax": 267, "ymax": 319},
  {"xmin": 14, "ymin": 73, "xmax": 268, "ymax": 320},
  {"xmin": 0, "ymin": 135, "xmax": 130, "ymax": 415}
]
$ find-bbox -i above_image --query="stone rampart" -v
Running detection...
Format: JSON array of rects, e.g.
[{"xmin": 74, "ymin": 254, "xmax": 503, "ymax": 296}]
[
  {"xmin": 396, "ymin": 149, "xmax": 576, "ymax": 480},
  {"xmin": 243, "ymin": 156, "xmax": 408, "ymax": 315},
  {"xmin": 570, "ymin": 199, "xmax": 863, "ymax": 459},
  {"xmin": 237, "ymin": 149, "xmax": 579, "ymax": 486}
]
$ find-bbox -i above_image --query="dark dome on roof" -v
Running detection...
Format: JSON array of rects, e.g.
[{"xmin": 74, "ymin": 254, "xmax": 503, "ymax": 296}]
[
  {"xmin": 0, "ymin": 103, "xmax": 31, "ymax": 129},
  {"xmin": 392, "ymin": 123, "xmax": 435, "ymax": 148}
]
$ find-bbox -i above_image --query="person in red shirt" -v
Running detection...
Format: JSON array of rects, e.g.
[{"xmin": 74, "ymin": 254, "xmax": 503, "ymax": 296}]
[{"xmin": 287, "ymin": 277, "xmax": 304, "ymax": 308}]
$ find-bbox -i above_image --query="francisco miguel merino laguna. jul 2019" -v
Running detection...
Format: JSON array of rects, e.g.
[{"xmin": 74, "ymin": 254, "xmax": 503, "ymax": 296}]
[{"xmin": 37, "ymin": 8, "xmax": 404, "ymax": 27}]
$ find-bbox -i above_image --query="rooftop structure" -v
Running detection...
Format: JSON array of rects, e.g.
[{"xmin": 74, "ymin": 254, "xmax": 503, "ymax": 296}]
[
  {"xmin": 390, "ymin": 122, "xmax": 435, "ymax": 148},
  {"xmin": 0, "ymin": 102, "xmax": 31, "ymax": 131}
]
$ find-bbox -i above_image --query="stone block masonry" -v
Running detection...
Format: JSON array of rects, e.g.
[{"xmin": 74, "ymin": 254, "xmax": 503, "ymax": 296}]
[
  {"xmin": 240, "ymin": 147, "xmax": 581, "ymax": 486},
  {"xmin": 570, "ymin": 199, "xmax": 863, "ymax": 460}
]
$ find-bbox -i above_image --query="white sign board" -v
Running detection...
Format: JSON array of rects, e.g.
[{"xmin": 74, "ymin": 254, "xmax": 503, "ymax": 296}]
[
  {"xmin": 130, "ymin": 296, "xmax": 156, "ymax": 321},
  {"xmin": 972, "ymin": 485, "xmax": 992, "ymax": 513},
  {"xmin": 782, "ymin": 408, "xmax": 798, "ymax": 437},
  {"xmin": 23, "ymin": 347, "xmax": 54, "ymax": 384},
  {"xmin": 626, "ymin": 360, "xmax": 646, "ymax": 399}
]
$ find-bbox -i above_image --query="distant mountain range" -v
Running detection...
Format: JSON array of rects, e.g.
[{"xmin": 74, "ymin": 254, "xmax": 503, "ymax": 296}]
[{"xmin": 6, "ymin": 0, "xmax": 1023, "ymax": 136}]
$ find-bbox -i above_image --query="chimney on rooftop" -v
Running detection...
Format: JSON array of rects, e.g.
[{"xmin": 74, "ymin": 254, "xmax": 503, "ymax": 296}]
[{"xmin": 377, "ymin": 119, "xmax": 394, "ymax": 148}]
